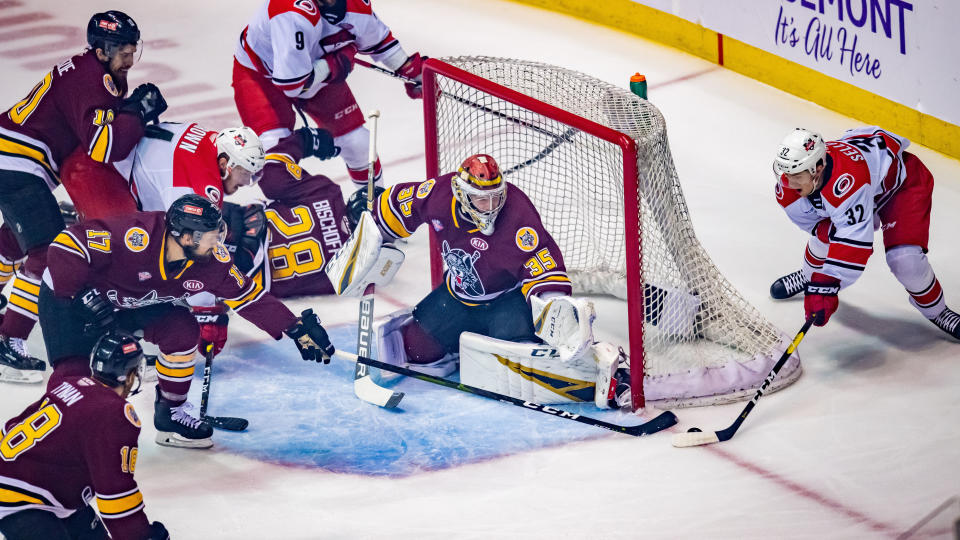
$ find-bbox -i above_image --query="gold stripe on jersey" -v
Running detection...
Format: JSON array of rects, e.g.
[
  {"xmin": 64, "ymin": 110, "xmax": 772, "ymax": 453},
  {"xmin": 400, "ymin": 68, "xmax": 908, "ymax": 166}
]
[
  {"xmin": 0, "ymin": 486, "xmax": 45, "ymax": 506},
  {"xmin": 445, "ymin": 280, "xmax": 480, "ymax": 307},
  {"xmin": 96, "ymin": 489, "xmax": 144, "ymax": 518},
  {"xmin": 378, "ymin": 186, "xmax": 411, "ymax": 238},
  {"xmin": 0, "ymin": 132, "xmax": 58, "ymax": 181},
  {"xmin": 88, "ymin": 124, "xmax": 112, "ymax": 163},
  {"xmin": 223, "ymin": 280, "xmax": 265, "ymax": 312},
  {"xmin": 265, "ymin": 152, "xmax": 302, "ymax": 180},
  {"xmin": 449, "ymin": 197, "xmax": 460, "ymax": 229},
  {"xmin": 51, "ymin": 230, "xmax": 90, "ymax": 263},
  {"xmin": 157, "ymin": 235, "xmax": 194, "ymax": 281},
  {"xmin": 521, "ymin": 274, "xmax": 571, "ymax": 298}
]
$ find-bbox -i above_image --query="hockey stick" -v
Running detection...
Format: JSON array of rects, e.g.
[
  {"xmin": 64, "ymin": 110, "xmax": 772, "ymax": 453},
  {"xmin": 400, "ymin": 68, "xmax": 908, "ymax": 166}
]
[
  {"xmin": 334, "ymin": 351, "xmax": 677, "ymax": 437},
  {"xmin": 199, "ymin": 344, "xmax": 249, "ymax": 432},
  {"xmin": 352, "ymin": 110, "xmax": 404, "ymax": 409},
  {"xmin": 672, "ymin": 318, "xmax": 814, "ymax": 448},
  {"xmin": 353, "ymin": 58, "xmax": 578, "ymax": 177}
]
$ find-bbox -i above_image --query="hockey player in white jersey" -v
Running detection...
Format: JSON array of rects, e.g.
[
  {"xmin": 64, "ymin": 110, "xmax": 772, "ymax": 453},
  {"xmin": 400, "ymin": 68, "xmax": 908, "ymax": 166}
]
[
  {"xmin": 232, "ymin": 0, "xmax": 424, "ymax": 189},
  {"xmin": 770, "ymin": 127, "xmax": 959, "ymax": 340}
]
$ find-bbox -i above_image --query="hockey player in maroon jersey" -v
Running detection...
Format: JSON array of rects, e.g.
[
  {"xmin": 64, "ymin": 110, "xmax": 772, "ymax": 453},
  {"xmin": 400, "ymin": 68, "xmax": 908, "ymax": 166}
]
[
  {"xmin": 0, "ymin": 331, "xmax": 168, "ymax": 540},
  {"xmin": 197, "ymin": 128, "xmax": 349, "ymax": 356},
  {"xmin": 232, "ymin": 0, "xmax": 425, "ymax": 188},
  {"xmin": 326, "ymin": 155, "xmax": 634, "ymax": 409},
  {"xmin": 770, "ymin": 127, "xmax": 959, "ymax": 339},
  {"xmin": 0, "ymin": 11, "xmax": 167, "ymax": 381},
  {"xmin": 39, "ymin": 194, "xmax": 336, "ymax": 448}
]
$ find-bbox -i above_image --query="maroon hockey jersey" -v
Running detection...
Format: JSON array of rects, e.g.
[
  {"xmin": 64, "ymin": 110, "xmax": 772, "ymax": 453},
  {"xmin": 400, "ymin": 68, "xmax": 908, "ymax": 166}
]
[
  {"xmin": 253, "ymin": 134, "xmax": 349, "ymax": 298},
  {"xmin": 0, "ymin": 49, "xmax": 143, "ymax": 189},
  {"xmin": 46, "ymin": 211, "xmax": 298, "ymax": 338},
  {"xmin": 373, "ymin": 175, "xmax": 572, "ymax": 303},
  {"xmin": 0, "ymin": 377, "xmax": 151, "ymax": 539}
]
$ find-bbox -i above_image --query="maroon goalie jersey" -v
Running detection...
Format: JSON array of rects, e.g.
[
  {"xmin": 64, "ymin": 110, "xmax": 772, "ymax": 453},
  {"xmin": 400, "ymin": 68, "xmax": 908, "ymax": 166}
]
[
  {"xmin": 253, "ymin": 134, "xmax": 350, "ymax": 298},
  {"xmin": 46, "ymin": 211, "xmax": 298, "ymax": 338},
  {"xmin": 0, "ymin": 49, "xmax": 143, "ymax": 189},
  {"xmin": 372, "ymin": 174, "xmax": 572, "ymax": 303},
  {"xmin": 0, "ymin": 377, "xmax": 151, "ymax": 539}
]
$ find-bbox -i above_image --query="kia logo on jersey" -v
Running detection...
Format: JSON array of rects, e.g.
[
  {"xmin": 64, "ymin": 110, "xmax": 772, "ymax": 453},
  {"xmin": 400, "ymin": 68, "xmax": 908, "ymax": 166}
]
[
  {"xmin": 183, "ymin": 280, "xmax": 204, "ymax": 291},
  {"xmin": 470, "ymin": 237, "xmax": 489, "ymax": 251},
  {"xmin": 833, "ymin": 173, "xmax": 855, "ymax": 198}
]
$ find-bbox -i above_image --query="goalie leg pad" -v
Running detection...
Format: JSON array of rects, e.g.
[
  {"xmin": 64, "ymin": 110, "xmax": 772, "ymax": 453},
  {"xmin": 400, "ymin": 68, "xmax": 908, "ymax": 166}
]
[{"xmin": 460, "ymin": 332, "xmax": 598, "ymax": 405}]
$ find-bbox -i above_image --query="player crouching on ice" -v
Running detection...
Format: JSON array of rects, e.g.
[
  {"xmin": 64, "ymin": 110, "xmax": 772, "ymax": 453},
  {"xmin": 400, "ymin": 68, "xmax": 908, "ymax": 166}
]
[
  {"xmin": 769, "ymin": 127, "xmax": 959, "ymax": 339},
  {"xmin": 327, "ymin": 154, "xmax": 632, "ymax": 410},
  {"xmin": 38, "ymin": 194, "xmax": 336, "ymax": 449}
]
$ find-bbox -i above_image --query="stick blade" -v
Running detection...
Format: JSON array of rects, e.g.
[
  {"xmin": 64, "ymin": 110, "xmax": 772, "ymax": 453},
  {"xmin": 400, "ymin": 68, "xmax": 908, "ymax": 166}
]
[
  {"xmin": 205, "ymin": 416, "xmax": 249, "ymax": 432},
  {"xmin": 627, "ymin": 409, "xmax": 678, "ymax": 436},
  {"xmin": 672, "ymin": 429, "xmax": 721, "ymax": 448},
  {"xmin": 354, "ymin": 375, "xmax": 404, "ymax": 409}
]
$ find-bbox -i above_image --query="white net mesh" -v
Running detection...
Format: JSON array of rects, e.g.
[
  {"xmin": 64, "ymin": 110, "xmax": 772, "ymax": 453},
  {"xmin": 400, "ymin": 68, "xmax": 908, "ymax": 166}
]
[{"xmin": 428, "ymin": 57, "xmax": 800, "ymax": 407}]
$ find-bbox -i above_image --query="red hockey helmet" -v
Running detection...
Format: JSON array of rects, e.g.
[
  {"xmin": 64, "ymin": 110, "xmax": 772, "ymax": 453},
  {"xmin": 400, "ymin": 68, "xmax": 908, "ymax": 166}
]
[{"xmin": 451, "ymin": 154, "xmax": 507, "ymax": 236}]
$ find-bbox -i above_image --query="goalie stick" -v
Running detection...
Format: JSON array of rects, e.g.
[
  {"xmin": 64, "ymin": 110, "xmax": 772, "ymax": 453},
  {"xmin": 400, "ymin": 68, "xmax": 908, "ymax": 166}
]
[
  {"xmin": 199, "ymin": 344, "xmax": 249, "ymax": 432},
  {"xmin": 672, "ymin": 318, "xmax": 813, "ymax": 448},
  {"xmin": 352, "ymin": 110, "xmax": 404, "ymax": 409},
  {"xmin": 353, "ymin": 58, "xmax": 578, "ymax": 177},
  {"xmin": 334, "ymin": 351, "xmax": 677, "ymax": 437}
]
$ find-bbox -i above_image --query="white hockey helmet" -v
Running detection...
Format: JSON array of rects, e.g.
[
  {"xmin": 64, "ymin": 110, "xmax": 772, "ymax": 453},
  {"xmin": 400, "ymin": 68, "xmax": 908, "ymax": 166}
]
[
  {"xmin": 451, "ymin": 154, "xmax": 507, "ymax": 236},
  {"xmin": 773, "ymin": 128, "xmax": 826, "ymax": 176},
  {"xmin": 216, "ymin": 127, "xmax": 265, "ymax": 180}
]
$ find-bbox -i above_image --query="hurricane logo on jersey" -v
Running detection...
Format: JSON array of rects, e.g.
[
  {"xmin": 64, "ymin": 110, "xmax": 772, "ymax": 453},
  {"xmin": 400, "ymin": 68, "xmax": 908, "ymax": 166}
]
[
  {"xmin": 516, "ymin": 227, "xmax": 539, "ymax": 252},
  {"xmin": 205, "ymin": 185, "xmax": 222, "ymax": 204},
  {"xmin": 441, "ymin": 240, "xmax": 484, "ymax": 297},
  {"xmin": 832, "ymin": 173, "xmax": 856, "ymax": 199}
]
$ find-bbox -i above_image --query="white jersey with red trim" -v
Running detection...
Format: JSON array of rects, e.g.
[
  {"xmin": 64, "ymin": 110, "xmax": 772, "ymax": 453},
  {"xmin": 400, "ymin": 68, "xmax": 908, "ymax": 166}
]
[
  {"xmin": 235, "ymin": 0, "xmax": 410, "ymax": 99},
  {"xmin": 115, "ymin": 122, "xmax": 224, "ymax": 212},
  {"xmin": 775, "ymin": 126, "xmax": 910, "ymax": 287}
]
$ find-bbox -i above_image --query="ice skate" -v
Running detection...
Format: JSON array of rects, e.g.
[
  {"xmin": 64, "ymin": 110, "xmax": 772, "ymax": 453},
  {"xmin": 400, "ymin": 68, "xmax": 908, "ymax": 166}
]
[
  {"xmin": 154, "ymin": 387, "xmax": 213, "ymax": 449},
  {"xmin": 770, "ymin": 270, "xmax": 806, "ymax": 300},
  {"xmin": 0, "ymin": 336, "xmax": 46, "ymax": 384},
  {"xmin": 931, "ymin": 308, "xmax": 960, "ymax": 340}
]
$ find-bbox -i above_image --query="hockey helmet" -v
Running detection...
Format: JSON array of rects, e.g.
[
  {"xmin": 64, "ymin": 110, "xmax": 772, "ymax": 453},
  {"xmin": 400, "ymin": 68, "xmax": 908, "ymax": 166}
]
[
  {"xmin": 87, "ymin": 11, "xmax": 140, "ymax": 57},
  {"xmin": 90, "ymin": 330, "xmax": 143, "ymax": 388},
  {"xmin": 317, "ymin": 0, "xmax": 348, "ymax": 24},
  {"xmin": 773, "ymin": 128, "xmax": 826, "ymax": 177},
  {"xmin": 346, "ymin": 186, "xmax": 386, "ymax": 231},
  {"xmin": 216, "ymin": 127, "xmax": 265, "ymax": 181},
  {"xmin": 451, "ymin": 154, "xmax": 507, "ymax": 236},
  {"xmin": 166, "ymin": 194, "xmax": 226, "ymax": 244}
]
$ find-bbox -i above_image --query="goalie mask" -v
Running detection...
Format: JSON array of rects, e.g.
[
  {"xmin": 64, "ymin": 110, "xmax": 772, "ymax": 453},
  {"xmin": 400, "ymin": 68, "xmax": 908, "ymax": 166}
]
[
  {"xmin": 216, "ymin": 127, "xmax": 265, "ymax": 183},
  {"xmin": 451, "ymin": 154, "xmax": 507, "ymax": 236},
  {"xmin": 773, "ymin": 128, "xmax": 826, "ymax": 177}
]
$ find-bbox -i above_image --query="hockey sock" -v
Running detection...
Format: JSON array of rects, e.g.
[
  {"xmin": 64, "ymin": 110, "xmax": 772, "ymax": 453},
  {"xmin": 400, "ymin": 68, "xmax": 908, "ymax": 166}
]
[
  {"xmin": 347, "ymin": 158, "xmax": 382, "ymax": 187},
  {"xmin": 156, "ymin": 351, "xmax": 198, "ymax": 404},
  {"xmin": 886, "ymin": 244, "xmax": 946, "ymax": 319},
  {"xmin": 0, "ymin": 249, "xmax": 45, "ymax": 339},
  {"xmin": 802, "ymin": 236, "xmax": 828, "ymax": 281},
  {"xmin": 401, "ymin": 321, "xmax": 447, "ymax": 364}
]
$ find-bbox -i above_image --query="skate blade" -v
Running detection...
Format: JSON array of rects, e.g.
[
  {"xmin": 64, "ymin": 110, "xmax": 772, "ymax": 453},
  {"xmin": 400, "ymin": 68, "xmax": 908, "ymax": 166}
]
[
  {"xmin": 155, "ymin": 431, "xmax": 213, "ymax": 449},
  {"xmin": 0, "ymin": 365, "xmax": 44, "ymax": 384}
]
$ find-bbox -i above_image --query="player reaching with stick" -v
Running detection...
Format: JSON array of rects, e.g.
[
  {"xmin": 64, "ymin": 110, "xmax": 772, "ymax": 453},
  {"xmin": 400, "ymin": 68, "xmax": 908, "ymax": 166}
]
[{"xmin": 770, "ymin": 127, "xmax": 959, "ymax": 339}]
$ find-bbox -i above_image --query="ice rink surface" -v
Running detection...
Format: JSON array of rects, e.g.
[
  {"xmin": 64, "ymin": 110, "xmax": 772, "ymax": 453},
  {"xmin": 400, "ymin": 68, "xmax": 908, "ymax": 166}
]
[{"xmin": 1, "ymin": 0, "xmax": 959, "ymax": 538}]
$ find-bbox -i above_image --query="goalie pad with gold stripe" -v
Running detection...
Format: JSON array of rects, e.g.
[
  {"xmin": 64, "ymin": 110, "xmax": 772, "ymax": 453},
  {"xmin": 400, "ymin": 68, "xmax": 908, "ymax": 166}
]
[
  {"xmin": 459, "ymin": 333, "xmax": 626, "ymax": 408},
  {"xmin": 325, "ymin": 211, "xmax": 404, "ymax": 296}
]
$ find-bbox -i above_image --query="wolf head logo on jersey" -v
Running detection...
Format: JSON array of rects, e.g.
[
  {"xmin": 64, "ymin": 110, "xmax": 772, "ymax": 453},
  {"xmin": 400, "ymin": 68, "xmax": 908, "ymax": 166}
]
[{"xmin": 441, "ymin": 240, "xmax": 484, "ymax": 298}]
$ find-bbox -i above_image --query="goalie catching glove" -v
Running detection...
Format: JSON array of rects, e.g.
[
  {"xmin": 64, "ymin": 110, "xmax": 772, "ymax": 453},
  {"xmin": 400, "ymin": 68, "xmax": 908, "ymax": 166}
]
[
  {"xmin": 284, "ymin": 309, "xmax": 335, "ymax": 363},
  {"xmin": 325, "ymin": 211, "xmax": 404, "ymax": 297},
  {"xmin": 530, "ymin": 295, "xmax": 595, "ymax": 362}
]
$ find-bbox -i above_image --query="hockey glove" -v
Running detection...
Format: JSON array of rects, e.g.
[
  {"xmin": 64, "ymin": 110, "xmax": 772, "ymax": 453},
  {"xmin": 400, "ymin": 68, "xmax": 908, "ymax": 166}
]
[
  {"xmin": 75, "ymin": 287, "xmax": 116, "ymax": 335},
  {"xmin": 297, "ymin": 127, "xmax": 340, "ymax": 160},
  {"xmin": 396, "ymin": 53, "xmax": 425, "ymax": 99},
  {"xmin": 804, "ymin": 273, "xmax": 840, "ymax": 327},
  {"xmin": 120, "ymin": 83, "xmax": 167, "ymax": 125},
  {"xmin": 193, "ymin": 304, "xmax": 229, "ymax": 357},
  {"xmin": 284, "ymin": 308, "xmax": 335, "ymax": 363},
  {"xmin": 324, "ymin": 44, "xmax": 358, "ymax": 84}
]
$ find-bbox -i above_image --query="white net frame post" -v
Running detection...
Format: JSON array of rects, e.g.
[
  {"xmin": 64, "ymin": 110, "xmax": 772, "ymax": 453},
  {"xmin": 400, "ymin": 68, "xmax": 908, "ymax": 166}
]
[{"xmin": 422, "ymin": 57, "xmax": 801, "ymax": 409}]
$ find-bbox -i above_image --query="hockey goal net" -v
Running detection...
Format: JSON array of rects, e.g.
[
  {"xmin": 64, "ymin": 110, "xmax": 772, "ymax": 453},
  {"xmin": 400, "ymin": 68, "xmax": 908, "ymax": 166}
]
[{"xmin": 422, "ymin": 57, "xmax": 800, "ymax": 410}]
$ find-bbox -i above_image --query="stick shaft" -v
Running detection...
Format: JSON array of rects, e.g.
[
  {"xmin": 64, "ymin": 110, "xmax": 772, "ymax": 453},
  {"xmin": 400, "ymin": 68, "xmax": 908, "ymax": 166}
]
[
  {"xmin": 335, "ymin": 351, "xmax": 676, "ymax": 437},
  {"xmin": 199, "ymin": 345, "xmax": 213, "ymax": 418}
]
